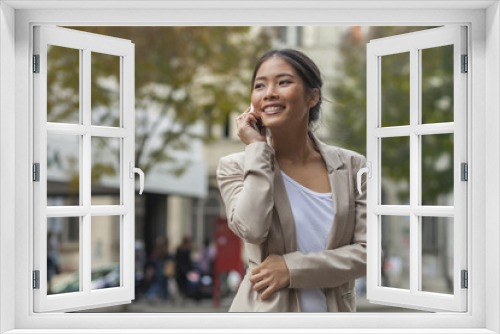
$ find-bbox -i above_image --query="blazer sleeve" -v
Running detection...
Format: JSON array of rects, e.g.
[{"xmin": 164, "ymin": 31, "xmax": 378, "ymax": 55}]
[
  {"xmin": 216, "ymin": 142, "xmax": 276, "ymax": 245},
  {"xmin": 282, "ymin": 154, "xmax": 367, "ymax": 289}
]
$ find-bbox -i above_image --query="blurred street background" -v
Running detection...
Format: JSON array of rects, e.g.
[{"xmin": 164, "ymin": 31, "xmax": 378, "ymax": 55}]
[{"xmin": 46, "ymin": 25, "xmax": 452, "ymax": 313}]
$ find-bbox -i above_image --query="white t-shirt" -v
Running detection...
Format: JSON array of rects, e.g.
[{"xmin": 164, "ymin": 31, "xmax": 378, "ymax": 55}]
[{"xmin": 281, "ymin": 171, "xmax": 335, "ymax": 312}]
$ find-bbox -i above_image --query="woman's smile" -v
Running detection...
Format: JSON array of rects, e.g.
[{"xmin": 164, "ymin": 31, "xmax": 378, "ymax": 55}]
[{"xmin": 263, "ymin": 104, "xmax": 286, "ymax": 115}]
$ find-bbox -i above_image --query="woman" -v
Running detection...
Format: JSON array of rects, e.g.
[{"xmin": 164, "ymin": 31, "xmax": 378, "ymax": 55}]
[{"xmin": 216, "ymin": 49, "xmax": 366, "ymax": 312}]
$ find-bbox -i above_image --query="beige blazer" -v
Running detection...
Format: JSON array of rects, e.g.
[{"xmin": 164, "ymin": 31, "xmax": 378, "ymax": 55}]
[{"xmin": 216, "ymin": 132, "xmax": 367, "ymax": 312}]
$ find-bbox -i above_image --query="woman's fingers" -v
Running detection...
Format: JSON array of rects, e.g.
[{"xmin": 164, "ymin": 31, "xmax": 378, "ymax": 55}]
[
  {"xmin": 251, "ymin": 277, "xmax": 270, "ymax": 293},
  {"xmin": 235, "ymin": 108, "xmax": 265, "ymax": 145},
  {"xmin": 260, "ymin": 285, "xmax": 275, "ymax": 300}
]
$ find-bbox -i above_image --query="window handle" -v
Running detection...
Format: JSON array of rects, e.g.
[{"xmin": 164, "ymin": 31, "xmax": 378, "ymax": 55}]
[
  {"xmin": 356, "ymin": 161, "xmax": 371, "ymax": 195},
  {"xmin": 129, "ymin": 162, "xmax": 144, "ymax": 195}
]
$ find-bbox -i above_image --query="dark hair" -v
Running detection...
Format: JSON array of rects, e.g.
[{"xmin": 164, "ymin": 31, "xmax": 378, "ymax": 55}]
[{"xmin": 251, "ymin": 49, "xmax": 323, "ymax": 126}]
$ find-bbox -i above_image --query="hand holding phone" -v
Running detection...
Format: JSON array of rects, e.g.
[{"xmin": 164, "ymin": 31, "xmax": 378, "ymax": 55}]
[{"xmin": 250, "ymin": 104, "xmax": 263, "ymax": 133}]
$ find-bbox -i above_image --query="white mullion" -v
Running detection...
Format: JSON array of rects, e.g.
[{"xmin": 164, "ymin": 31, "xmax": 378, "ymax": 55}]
[
  {"xmin": 409, "ymin": 47, "xmax": 420, "ymax": 295},
  {"xmin": 90, "ymin": 126, "xmax": 129, "ymax": 138},
  {"xmin": 374, "ymin": 205, "xmax": 454, "ymax": 217},
  {"xmin": 78, "ymin": 48, "xmax": 85, "ymax": 292},
  {"xmin": 47, "ymin": 123, "xmax": 88, "ymax": 136},
  {"xmin": 412, "ymin": 206, "xmax": 455, "ymax": 217},
  {"xmin": 46, "ymin": 206, "xmax": 89, "ymax": 217},
  {"xmin": 120, "ymin": 215, "xmax": 124, "ymax": 287},
  {"xmin": 374, "ymin": 123, "xmax": 454, "ymax": 138},
  {"xmin": 417, "ymin": 47, "xmax": 424, "ymax": 293},
  {"xmin": 373, "ymin": 126, "xmax": 411, "ymax": 138},
  {"xmin": 120, "ymin": 55, "xmax": 125, "ymax": 287},
  {"xmin": 373, "ymin": 205, "xmax": 411, "ymax": 216},
  {"xmin": 413, "ymin": 123, "xmax": 454, "ymax": 135},
  {"xmin": 82, "ymin": 47, "xmax": 92, "ymax": 295},
  {"xmin": 90, "ymin": 205, "xmax": 128, "ymax": 216},
  {"xmin": 82, "ymin": 213, "xmax": 91, "ymax": 294}
]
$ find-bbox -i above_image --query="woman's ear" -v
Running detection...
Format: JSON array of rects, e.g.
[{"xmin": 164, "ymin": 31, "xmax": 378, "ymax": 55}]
[{"xmin": 307, "ymin": 88, "xmax": 320, "ymax": 108}]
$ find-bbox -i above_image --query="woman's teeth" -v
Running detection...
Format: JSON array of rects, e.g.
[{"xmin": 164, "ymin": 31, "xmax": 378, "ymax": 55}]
[{"xmin": 265, "ymin": 106, "xmax": 284, "ymax": 113}]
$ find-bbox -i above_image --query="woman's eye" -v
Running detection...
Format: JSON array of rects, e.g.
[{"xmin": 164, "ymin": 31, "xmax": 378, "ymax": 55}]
[
  {"xmin": 254, "ymin": 83, "xmax": 264, "ymax": 89},
  {"xmin": 279, "ymin": 80, "xmax": 292, "ymax": 85}
]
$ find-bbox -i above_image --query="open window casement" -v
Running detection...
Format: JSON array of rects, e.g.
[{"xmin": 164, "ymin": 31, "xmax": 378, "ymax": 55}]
[
  {"xmin": 365, "ymin": 26, "xmax": 467, "ymax": 312},
  {"xmin": 33, "ymin": 26, "xmax": 141, "ymax": 312}
]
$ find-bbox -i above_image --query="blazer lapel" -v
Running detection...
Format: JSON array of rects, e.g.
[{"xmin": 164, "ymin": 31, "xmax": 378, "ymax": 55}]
[
  {"xmin": 273, "ymin": 162, "xmax": 297, "ymax": 254},
  {"xmin": 325, "ymin": 169, "xmax": 350, "ymax": 249},
  {"xmin": 266, "ymin": 134, "xmax": 297, "ymax": 253},
  {"xmin": 309, "ymin": 134, "xmax": 348, "ymax": 250}
]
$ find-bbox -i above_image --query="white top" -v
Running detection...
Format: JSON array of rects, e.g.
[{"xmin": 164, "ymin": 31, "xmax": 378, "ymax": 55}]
[{"xmin": 281, "ymin": 171, "xmax": 335, "ymax": 312}]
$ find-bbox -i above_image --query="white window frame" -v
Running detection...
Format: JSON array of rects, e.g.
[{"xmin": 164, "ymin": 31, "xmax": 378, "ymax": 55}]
[
  {"xmin": 0, "ymin": 1, "xmax": 499, "ymax": 333},
  {"xmin": 33, "ymin": 25, "xmax": 136, "ymax": 312},
  {"xmin": 366, "ymin": 26, "xmax": 468, "ymax": 313}
]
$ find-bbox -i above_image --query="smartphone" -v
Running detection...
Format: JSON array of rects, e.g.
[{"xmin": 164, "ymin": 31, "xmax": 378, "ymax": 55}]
[{"xmin": 250, "ymin": 104, "xmax": 263, "ymax": 132}]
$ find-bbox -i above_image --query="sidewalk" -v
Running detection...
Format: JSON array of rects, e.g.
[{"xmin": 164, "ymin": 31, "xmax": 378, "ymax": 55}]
[
  {"xmin": 81, "ymin": 296, "xmax": 233, "ymax": 313},
  {"xmin": 82, "ymin": 295, "xmax": 424, "ymax": 313}
]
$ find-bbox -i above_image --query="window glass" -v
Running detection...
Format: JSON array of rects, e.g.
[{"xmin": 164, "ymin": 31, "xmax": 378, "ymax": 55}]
[
  {"xmin": 381, "ymin": 215, "xmax": 411, "ymax": 290},
  {"xmin": 47, "ymin": 45, "xmax": 80, "ymax": 124},
  {"xmin": 47, "ymin": 217, "xmax": 80, "ymax": 295},
  {"xmin": 47, "ymin": 134, "xmax": 80, "ymax": 205},
  {"xmin": 381, "ymin": 52, "xmax": 410, "ymax": 127},
  {"xmin": 91, "ymin": 216, "xmax": 121, "ymax": 290},
  {"xmin": 91, "ymin": 137, "xmax": 121, "ymax": 205},
  {"xmin": 91, "ymin": 52, "xmax": 121, "ymax": 127},
  {"xmin": 421, "ymin": 45, "xmax": 454, "ymax": 124},
  {"xmin": 421, "ymin": 134, "xmax": 454, "ymax": 206},
  {"xmin": 381, "ymin": 136, "xmax": 410, "ymax": 205}
]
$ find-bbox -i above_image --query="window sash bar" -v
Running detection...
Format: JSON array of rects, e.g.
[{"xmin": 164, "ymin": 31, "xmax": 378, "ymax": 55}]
[{"xmin": 372, "ymin": 122, "xmax": 454, "ymax": 138}]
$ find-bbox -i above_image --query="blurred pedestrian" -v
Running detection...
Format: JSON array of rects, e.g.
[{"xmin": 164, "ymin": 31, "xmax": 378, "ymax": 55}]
[
  {"xmin": 199, "ymin": 238, "xmax": 216, "ymax": 276},
  {"xmin": 175, "ymin": 235, "xmax": 193, "ymax": 298},
  {"xmin": 146, "ymin": 236, "xmax": 171, "ymax": 301},
  {"xmin": 134, "ymin": 240, "xmax": 147, "ymax": 297}
]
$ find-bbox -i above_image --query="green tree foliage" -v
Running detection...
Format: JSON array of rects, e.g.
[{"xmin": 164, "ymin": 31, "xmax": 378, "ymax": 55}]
[
  {"xmin": 329, "ymin": 26, "xmax": 454, "ymax": 204},
  {"xmin": 47, "ymin": 26, "xmax": 272, "ymax": 183}
]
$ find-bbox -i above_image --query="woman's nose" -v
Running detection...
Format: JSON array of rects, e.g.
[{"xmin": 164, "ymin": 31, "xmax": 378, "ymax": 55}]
[{"xmin": 264, "ymin": 85, "xmax": 278, "ymax": 100}]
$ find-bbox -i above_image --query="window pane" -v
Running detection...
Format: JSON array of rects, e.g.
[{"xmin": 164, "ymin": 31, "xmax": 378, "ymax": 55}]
[
  {"xmin": 421, "ymin": 217, "xmax": 454, "ymax": 294},
  {"xmin": 381, "ymin": 52, "xmax": 410, "ymax": 127},
  {"xmin": 381, "ymin": 215, "xmax": 410, "ymax": 290},
  {"xmin": 421, "ymin": 134, "xmax": 454, "ymax": 206},
  {"xmin": 47, "ymin": 45, "xmax": 80, "ymax": 124},
  {"xmin": 91, "ymin": 52, "xmax": 121, "ymax": 127},
  {"xmin": 47, "ymin": 134, "xmax": 80, "ymax": 205},
  {"xmin": 48, "ymin": 217, "xmax": 80, "ymax": 295},
  {"xmin": 381, "ymin": 136, "xmax": 410, "ymax": 205},
  {"xmin": 91, "ymin": 216, "xmax": 121, "ymax": 290},
  {"xmin": 91, "ymin": 137, "xmax": 121, "ymax": 205},
  {"xmin": 421, "ymin": 45, "xmax": 454, "ymax": 124}
]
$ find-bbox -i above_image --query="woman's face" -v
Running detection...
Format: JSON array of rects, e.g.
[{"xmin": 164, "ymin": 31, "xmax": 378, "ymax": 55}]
[{"xmin": 251, "ymin": 56, "xmax": 317, "ymax": 131}]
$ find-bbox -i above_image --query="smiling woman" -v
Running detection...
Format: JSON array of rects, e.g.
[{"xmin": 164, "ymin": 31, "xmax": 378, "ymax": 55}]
[{"xmin": 217, "ymin": 49, "xmax": 367, "ymax": 312}]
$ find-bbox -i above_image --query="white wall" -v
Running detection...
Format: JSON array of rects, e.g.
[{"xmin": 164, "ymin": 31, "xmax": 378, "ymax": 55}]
[
  {"xmin": 485, "ymin": 2, "xmax": 500, "ymax": 333},
  {"xmin": 0, "ymin": 2, "xmax": 16, "ymax": 333}
]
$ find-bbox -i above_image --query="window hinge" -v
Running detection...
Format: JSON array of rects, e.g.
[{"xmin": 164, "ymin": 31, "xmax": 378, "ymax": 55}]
[
  {"xmin": 33, "ymin": 270, "xmax": 40, "ymax": 289},
  {"xmin": 461, "ymin": 54, "xmax": 468, "ymax": 73},
  {"xmin": 461, "ymin": 270, "xmax": 468, "ymax": 289},
  {"xmin": 461, "ymin": 162, "xmax": 468, "ymax": 181},
  {"xmin": 33, "ymin": 163, "xmax": 40, "ymax": 182},
  {"xmin": 33, "ymin": 54, "xmax": 40, "ymax": 73}
]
